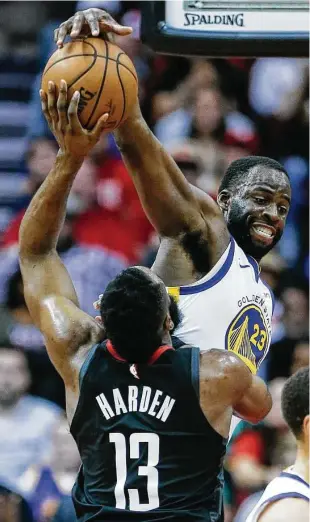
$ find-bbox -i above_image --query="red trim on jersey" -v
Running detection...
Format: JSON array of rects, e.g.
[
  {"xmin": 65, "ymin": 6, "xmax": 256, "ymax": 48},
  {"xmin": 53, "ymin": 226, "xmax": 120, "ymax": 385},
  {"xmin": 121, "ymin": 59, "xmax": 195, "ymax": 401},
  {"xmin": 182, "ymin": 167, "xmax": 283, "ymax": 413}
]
[
  {"xmin": 106, "ymin": 340, "xmax": 174, "ymax": 365},
  {"xmin": 148, "ymin": 345, "xmax": 174, "ymax": 364},
  {"xmin": 106, "ymin": 340, "xmax": 127, "ymax": 362}
]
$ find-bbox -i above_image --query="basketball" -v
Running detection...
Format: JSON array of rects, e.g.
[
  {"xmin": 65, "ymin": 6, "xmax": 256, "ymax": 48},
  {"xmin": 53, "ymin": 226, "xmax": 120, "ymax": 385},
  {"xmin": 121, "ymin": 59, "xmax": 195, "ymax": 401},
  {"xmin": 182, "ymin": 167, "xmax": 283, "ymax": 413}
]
[{"xmin": 41, "ymin": 38, "xmax": 138, "ymax": 130}]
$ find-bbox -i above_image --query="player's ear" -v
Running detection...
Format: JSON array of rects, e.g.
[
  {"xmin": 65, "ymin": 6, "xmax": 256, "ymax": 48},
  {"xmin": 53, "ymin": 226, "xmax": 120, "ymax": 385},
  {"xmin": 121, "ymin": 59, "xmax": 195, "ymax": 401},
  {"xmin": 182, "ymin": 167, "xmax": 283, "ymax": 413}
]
[
  {"xmin": 164, "ymin": 313, "xmax": 174, "ymax": 333},
  {"xmin": 303, "ymin": 414, "xmax": 309, "ymax": 441},
  {"xmin": 217, "ymin": 190, "xmax": 231, "ymax": 213},
  {"xmin": 95, "ymin": 315, "xmax": 103, "ymax": 325}
]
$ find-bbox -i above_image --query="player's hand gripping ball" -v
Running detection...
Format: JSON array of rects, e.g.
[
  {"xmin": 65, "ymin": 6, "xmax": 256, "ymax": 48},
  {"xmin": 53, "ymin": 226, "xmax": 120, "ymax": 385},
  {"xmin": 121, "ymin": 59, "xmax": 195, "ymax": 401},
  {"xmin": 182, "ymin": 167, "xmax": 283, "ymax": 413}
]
[
  {"xmin": 54, "ymin": 8, "xmax": 133, "ymax": 44},
  {"xmin": 40, "ymin": 80, "xmax": 109, "ymax": 159},
  {"xmin": 41, "ymin": 38, "xmax": 138, "ymax": 131}
]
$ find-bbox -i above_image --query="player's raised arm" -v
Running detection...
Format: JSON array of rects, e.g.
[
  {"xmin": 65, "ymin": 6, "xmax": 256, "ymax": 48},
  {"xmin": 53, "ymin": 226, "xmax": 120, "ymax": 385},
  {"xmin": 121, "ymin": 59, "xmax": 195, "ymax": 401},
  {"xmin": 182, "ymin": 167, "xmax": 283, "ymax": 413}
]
[
  {"xmin": 114, "ymin": 102, "xmax": 228, "ymax": 240},
  {"xmin": 54, "ymin": 9, "xmax": 230, "ymax": 246},
  {"xmin": 19, "ymin": 80, "xmax": 106, "ymax": 384}
]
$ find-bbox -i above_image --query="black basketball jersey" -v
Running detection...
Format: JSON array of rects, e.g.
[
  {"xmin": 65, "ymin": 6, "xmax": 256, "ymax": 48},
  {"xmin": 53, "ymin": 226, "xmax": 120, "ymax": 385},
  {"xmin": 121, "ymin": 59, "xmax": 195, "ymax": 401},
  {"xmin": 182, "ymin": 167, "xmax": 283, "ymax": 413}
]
[{"xmin": 70, "ymin": 340, "xmax": 227, "ymax": 521}]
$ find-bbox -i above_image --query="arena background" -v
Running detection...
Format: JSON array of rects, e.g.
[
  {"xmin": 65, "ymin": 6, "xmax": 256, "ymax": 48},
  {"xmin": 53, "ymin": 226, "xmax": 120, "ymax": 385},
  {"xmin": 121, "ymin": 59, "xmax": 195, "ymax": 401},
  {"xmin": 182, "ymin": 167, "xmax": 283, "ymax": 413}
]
[{"xmin": 0, "ymin": 1, "xmax": 308, "ymax": 521}]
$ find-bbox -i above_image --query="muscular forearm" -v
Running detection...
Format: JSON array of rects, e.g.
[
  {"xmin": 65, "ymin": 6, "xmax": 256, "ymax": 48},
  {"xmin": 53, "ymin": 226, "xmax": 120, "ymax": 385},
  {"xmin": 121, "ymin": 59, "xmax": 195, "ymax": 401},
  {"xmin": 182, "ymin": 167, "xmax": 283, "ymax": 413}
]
[
  {"xmin": 114, "ymin": 105, "xmax": 203, "ymax": 237},
  {"xmin": 233, "ymin": 376, "xmax": 272, "ymax": 424},
  {"xmin": 19, "ymin": 152, "xmax": 83, "ymax": 257}
]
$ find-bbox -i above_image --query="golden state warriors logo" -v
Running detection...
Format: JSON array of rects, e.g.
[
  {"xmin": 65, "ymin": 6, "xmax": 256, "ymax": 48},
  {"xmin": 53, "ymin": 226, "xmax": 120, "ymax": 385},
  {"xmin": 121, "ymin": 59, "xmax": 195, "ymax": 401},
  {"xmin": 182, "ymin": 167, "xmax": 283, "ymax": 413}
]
[{"xmin": 225, "ymin": 305, "xmax": 270, "ymax": 374}]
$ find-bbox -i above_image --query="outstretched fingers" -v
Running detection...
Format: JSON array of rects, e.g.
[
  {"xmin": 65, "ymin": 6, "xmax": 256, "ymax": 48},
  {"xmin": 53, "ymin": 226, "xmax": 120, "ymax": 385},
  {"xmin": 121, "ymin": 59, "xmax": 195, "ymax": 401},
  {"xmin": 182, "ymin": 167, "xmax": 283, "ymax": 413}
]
[
  {"xmin": 99, "ymin": 19, "xmax": 132, "ymax": 36},
  {"xmin": 40, "ymin": 90, "xmax": 52, "ymax": 128},
  {"xmin": 91, "ymin": 113, "xmax": 109, "ymax": 139},
  {"xmin": 47, "ymin": 81, "xmax": 58, "ymax": 126},
  {"xmin": 57, "ymin": 80, "xmax": 69, "ymax": 131},
  {"xmin": 67, "ymin": 91, "xmax": 83, "ymax": 132}
]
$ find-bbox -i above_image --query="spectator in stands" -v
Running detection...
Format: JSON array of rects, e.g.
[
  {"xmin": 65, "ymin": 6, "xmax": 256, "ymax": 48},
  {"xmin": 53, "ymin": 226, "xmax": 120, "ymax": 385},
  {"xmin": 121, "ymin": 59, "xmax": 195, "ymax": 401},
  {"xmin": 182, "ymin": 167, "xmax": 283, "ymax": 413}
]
[
  {"xmin": 155, "ymin": 84, "xmax": 224, "ymax": 147},
  {"xmin": 2, "ymin": 132, "xmax": 134, "ymax": 260},
  {"xmin": 0, "ymin": 269, "xmax": 44, "ymax": 349},
  {"xmin": 0, "ymin": 269, "xmax": 64, "ymax": 406},
  {"xmin": 152, "ymin": 59, "xmax": 218, "ymax": 121},
  {"xmin": 268, "ymin": 336, "xmax": 309, "ymax": 382},
  {"xmin": 18, "ymin": 415, "xmax": 79, "ymax": 522},
  {"xmin": 259, "ymin": 252, "xmax": 287, "ymax": 341},
  {"xmin": 0, "ymin": 217, "xmax": 127, "ymax": 317},
  {"xmin": 290, "ymin": 338, "xmax": 309, "ymax": 375},
  {"xmin": 0, "ymin": 138, "xmax": 128, "ymax": 315},
  {"xmin": 72, "ymin": 132, "xmax": 153, "ymax": 263},
  {"xmin": 0, "ymin": 344, "xmax": 62, "ymax": 486},
  {"xmin": 278, "ymin": 156, "xmax": 309, "ymax": 268},
  {"xmin": 280, "ymin": 286, "xmax": 309, "ymax": 341},
  {"xmin": 249, "ymin": 58, "xmax": 309, "ymax": 158},
  {"xmin": 154, "ymin": 80, "xmax": 258, "ymax": 156},
  {"xmin": 2, "ymin": 137, "xmax": 58, "ymax": 247}
]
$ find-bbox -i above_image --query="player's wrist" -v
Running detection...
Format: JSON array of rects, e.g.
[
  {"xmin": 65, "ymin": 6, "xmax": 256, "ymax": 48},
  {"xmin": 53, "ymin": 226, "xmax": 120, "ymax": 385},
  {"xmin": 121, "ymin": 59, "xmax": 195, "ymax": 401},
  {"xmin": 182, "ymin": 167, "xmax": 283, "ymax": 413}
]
[
  {"xmin": 118, "ymin": 97, "xmax": 141, "ymax": 128},
  {"xmin": 56, "ymin": 150, "xmax": 85, "ymax": 170}
]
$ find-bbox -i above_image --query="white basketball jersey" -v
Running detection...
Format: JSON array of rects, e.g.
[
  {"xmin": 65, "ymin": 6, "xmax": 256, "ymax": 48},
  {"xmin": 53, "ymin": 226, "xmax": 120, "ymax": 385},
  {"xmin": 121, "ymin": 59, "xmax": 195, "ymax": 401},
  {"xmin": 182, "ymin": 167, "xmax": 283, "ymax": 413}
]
[
  {"xmin": 246, "ymin": 467, "xmax": 309, "ymax": 522},
  {"xmin": 168, "ymin": 238, "xmax": 274, "ymax": 374}
]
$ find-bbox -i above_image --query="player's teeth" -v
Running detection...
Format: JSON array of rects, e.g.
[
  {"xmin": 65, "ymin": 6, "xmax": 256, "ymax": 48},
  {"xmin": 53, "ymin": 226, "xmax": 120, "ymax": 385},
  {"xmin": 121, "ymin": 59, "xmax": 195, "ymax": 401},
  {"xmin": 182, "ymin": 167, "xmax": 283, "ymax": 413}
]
[{"xmin": 253, "ymin": 226, "xmax": 272, "ymax": 237}]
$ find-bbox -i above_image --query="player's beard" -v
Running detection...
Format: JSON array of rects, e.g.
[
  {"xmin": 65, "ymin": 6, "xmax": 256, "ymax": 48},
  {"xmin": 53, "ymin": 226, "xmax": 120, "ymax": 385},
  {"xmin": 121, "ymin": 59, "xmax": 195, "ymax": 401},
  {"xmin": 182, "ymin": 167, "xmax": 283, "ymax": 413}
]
[{"xmin": 226, "ymin": 200, "xmax": 282, "ymax": 261}]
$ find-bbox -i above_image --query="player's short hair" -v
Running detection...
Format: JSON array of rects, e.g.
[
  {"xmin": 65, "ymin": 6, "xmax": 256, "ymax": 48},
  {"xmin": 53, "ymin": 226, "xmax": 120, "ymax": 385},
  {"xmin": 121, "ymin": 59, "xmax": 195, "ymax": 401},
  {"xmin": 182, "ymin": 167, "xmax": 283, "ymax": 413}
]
[
  {"xmin": 281, "ymin": 368, "xmax": 309, "ymax": 438},
  {"xmin": 218, "ymin": 156, "xmax": 289, "ymax": 193},
  {"xmin": 100, "ymin": 267, "xmax": 168, "ymax": 363}
]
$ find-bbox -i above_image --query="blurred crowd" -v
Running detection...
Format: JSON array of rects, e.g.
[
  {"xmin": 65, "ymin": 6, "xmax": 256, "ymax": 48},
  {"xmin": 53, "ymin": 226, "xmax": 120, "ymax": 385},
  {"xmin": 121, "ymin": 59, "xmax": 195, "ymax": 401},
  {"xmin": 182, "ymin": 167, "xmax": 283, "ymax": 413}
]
[{"xmin": 0, "ymin": 1, "xmax": 308, "ymax": 521}]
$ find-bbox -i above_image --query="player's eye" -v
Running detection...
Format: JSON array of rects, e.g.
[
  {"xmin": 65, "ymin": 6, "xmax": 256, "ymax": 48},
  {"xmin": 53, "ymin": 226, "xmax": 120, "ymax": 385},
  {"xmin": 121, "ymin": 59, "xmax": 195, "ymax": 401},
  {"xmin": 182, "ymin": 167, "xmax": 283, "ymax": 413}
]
[
  {"xmin": 254, "ymin": 196, "xmax": 266, "ymax": 205},
  {"xmin": 278, "ymin": 206, "xmax": 288, "ymax": 217}
]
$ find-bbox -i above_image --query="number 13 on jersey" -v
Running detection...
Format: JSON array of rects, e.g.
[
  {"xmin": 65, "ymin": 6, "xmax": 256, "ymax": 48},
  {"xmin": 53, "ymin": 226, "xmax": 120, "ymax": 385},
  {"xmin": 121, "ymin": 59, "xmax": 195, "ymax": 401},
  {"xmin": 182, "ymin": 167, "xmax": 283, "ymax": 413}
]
[{"xmin": 110, "ymin": 432, "xmax": 160, "ymax": 511}]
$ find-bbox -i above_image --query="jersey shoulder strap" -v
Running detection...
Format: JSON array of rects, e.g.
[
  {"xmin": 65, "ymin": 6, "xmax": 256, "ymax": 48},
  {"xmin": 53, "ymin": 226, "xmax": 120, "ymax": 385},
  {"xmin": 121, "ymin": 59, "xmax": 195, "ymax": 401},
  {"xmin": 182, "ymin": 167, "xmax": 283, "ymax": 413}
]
[
  {"xmin": 167, "ymin": 237, "xmax": 236, "ymax": 299},
  {"xmin": 78, "ymin": 341, "xmax": 103, "ymax": 389},
  {"xmin": 247, "ymin": 472, "xmax": 309, "ymax": 522},
  {"xmin": 171, "ymin": 344, "xmax": 200, "ymax": 398}
]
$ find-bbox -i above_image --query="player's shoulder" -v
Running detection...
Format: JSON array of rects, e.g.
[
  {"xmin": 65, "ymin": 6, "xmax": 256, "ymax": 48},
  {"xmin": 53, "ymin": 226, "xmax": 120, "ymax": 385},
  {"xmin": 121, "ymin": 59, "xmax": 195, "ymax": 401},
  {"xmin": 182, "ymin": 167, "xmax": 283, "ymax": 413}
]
[
  {"xmin": 258, "ymin": 496, "xmax": 309, "ymax": 522},
  {"xmin": 200, "ymin": 349, "xmax": 251, "ymax": 391},
  {"xmin": 263, "ymin": 468, "xmax": 309, "ymax": 497},
  {"xmin": 200, "ymin": 348, "xmax": 250, "ymax": 373}
]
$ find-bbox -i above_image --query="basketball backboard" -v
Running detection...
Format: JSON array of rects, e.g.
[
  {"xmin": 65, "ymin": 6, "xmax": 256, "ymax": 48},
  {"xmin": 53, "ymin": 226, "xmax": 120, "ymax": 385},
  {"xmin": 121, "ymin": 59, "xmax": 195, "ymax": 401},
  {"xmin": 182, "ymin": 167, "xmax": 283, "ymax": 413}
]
[{"xmin": 141, "ymin": 1, "xmax": 309, "ymax": 57}]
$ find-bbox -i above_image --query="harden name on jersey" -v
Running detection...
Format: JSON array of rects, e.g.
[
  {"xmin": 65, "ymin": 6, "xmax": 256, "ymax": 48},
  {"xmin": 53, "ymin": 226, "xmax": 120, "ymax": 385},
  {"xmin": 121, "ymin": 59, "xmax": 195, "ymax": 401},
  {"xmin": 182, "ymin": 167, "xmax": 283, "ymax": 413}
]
[{"xmin": 96, "ymin": 386, "xmax": 175, "ymax": 422}]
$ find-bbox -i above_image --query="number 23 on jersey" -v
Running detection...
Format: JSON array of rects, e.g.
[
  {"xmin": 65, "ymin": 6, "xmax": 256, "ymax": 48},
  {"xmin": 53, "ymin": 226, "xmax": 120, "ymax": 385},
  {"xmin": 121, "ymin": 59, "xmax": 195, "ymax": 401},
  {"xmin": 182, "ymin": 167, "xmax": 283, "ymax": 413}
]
[{"xmin": 226, "ymin": 304, "xmax": 270, "ymax": 374}]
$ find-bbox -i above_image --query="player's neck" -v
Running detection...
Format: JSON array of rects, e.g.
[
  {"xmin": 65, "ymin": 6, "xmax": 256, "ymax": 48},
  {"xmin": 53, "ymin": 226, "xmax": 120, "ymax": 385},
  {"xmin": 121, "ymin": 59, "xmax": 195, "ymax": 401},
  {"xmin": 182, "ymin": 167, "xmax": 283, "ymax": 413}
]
[
  {"xmin": 293, "ymin": 443, "xmax": 309, "ymax": 484},
  {"xmin": 162, "ymin": 331, "xmax": 172, "ymax": 347}
]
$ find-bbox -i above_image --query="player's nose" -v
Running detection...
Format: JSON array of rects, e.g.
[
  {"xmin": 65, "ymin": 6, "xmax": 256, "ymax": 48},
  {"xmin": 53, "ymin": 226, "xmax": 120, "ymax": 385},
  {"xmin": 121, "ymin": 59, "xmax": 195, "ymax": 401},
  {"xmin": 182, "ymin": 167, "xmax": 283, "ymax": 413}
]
[{"xmin": 262, "ymin": 202, "xmax": 280, "ymax": 224}]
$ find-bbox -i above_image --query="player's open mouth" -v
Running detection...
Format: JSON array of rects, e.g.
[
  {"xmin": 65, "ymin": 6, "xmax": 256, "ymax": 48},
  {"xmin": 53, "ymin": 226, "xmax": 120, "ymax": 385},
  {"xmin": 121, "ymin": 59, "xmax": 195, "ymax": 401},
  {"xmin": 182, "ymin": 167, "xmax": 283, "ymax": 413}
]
[{"xmin": 250, "ymin": 223, "xmax": 275, "ymax": 244}]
